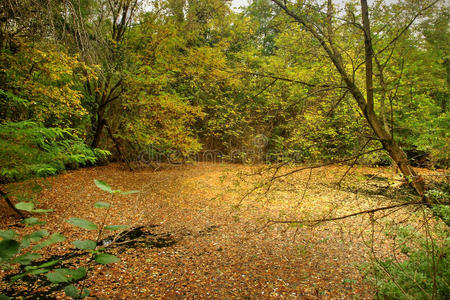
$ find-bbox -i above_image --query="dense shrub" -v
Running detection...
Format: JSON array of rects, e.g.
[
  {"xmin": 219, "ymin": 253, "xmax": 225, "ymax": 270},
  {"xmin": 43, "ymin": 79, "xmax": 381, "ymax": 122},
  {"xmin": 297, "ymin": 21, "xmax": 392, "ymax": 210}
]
[{"xmin": 0, "ymin": 121, "xmax": 109, "ymax": 182}]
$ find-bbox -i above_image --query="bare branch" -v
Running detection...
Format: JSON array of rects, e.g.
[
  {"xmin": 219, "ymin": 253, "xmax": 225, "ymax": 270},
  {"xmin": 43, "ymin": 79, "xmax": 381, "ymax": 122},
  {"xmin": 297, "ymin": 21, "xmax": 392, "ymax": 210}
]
[{"xmin": 270, "ymin": 201, "xmax": 426, "ymax": 225}]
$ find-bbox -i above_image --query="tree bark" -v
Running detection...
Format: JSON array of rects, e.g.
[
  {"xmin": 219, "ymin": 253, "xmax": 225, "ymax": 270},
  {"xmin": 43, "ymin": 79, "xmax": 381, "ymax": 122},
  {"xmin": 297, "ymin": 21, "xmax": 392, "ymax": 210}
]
[
  {"xmin": 91, "ymin": 108, "xmax": 106, "ymax": 148},
  {"xmin": 105, "ymin": 120, "xmax": 134, "ymax": 171}
]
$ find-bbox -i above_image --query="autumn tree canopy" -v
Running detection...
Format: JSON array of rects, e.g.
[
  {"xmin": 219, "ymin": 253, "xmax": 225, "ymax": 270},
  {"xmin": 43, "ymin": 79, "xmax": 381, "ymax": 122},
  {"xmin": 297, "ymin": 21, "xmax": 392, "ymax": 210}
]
[{"xmin": 0, "ymin": 0, "xmax": 448, "ymax": 184}]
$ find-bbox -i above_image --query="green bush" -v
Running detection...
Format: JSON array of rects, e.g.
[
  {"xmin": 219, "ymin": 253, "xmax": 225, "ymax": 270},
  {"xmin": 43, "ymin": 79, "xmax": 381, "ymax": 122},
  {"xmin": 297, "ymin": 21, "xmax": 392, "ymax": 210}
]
[
  {"xmin": 0, "ymin": 121, "xmax": 109, "ymax": 182},
  {"xmin": 368, "ymin": 223, "xmax": 449, "ymax": 299},
  {"xmin": 0, "ymin": 180, "xmax": 136, "ymax": 299}
]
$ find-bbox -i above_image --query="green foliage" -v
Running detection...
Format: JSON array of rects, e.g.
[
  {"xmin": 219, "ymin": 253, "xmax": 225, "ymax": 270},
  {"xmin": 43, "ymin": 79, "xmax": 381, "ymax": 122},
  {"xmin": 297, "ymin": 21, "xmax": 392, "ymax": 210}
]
[
  {"xmin": 14, "ymin": 201, "xmax": 52, "ymax": 214},
  {"xmin": 94, "ymin": 253, "xmax": 120, "ymax": 264},
  {"xmin": 366, "ymin": 224, "xmax": 449, "ymax": 299},
  {"xmin": 67, "ymin": 218, "xmax": 98, "ymax": 231},
  {"xmin": 0, "ymin": 121, "xmax": 109, "ymax": 182},
  {"xmin": 1, "ymin": 179, "xmax": 133, "ymax": 298},
  {"xmin": 93, "ymin": 201, "xmax": 111, "ymax": 208},
  {"xmin": 64, "ymin": 284, "xmax": 90, "ymax": 298},
  {"xmin": 73, "ymin": 240, "xmax": 97, "ymax": 250},
  {"xmin": 0, "ymin": 212, "xmax": 65, "ymax": 283},
  {"xmin": 0, "ymin": 42, "xmax": 88, "ymax": 125},
  {"xmin": 45, "ymin": 267, "xmax": 87, "ymax": 283},
  {"xmin": 94, "ymin": 180, "xmax": 113, "ymax": 193},
  {"xmin": 94, "ymin": 179, "xmax": 138, "ymax": 195}
]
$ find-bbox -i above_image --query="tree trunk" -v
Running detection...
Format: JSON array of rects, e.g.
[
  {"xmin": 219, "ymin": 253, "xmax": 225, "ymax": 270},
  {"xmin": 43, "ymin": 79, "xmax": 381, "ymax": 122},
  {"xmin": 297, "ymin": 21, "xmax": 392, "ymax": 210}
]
[
  {"xmin": 271, "ymin": 0, "xmax": 427, "ymax": 198},
  {"xmin": 360, "ymin": 0, "xmax": 425, "ymax": 198},
  {"xmin": 91, "ymin": 109, "xmax": 106, "ymax": 148},
  {"xmin": 105, "ymin": 120, "xmax": 134, "ymax": 171}
]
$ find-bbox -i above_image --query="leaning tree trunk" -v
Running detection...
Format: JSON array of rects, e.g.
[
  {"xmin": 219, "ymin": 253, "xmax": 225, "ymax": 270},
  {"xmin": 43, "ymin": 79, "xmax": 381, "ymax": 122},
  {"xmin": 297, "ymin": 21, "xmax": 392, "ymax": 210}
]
[
  {"xmin": 359, "ymin": 0, "xmax": 426, "ymax": 198},
  {"xmin": 270, "ymin": 0, "xmax": 427, "ymax": 199}
]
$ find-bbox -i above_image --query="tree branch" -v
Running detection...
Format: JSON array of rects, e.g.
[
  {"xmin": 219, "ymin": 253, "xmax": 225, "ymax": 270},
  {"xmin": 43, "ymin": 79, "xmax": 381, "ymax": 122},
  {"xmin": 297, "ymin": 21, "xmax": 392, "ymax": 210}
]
[
  {"xmin": 270, "ymin": 202, "xmax": 426, "ymax": 225},
  {"xmin": 0, "ymin": 190, "xmax": 25, "ymax": 219}
]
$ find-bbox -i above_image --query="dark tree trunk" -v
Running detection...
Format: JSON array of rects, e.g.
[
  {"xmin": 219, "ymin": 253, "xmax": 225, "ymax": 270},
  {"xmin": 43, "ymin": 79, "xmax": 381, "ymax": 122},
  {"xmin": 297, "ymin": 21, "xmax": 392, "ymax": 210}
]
[{"xmin": 91, "ymin": 115, "xmax": 106, "ymax": 148}]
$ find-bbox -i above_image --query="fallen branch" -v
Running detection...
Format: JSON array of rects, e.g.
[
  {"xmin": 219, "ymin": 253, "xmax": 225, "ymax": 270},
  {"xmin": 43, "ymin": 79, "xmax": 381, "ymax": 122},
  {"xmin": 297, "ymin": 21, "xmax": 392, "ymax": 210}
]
[{"xmin": 0, "ymin": 190, "xmax": 25, "ymax": 219}]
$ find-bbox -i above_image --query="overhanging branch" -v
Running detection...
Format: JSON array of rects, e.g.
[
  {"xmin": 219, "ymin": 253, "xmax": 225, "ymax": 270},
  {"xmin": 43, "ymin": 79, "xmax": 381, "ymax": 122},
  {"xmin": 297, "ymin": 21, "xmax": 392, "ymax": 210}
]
[{"xmin": 270, "ymin": 201, "xmax": 427, "ymax": 225}]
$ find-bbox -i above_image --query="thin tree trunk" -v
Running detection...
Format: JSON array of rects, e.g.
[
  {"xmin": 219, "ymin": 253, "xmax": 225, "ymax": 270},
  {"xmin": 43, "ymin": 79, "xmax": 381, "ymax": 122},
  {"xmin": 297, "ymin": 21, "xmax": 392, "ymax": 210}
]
[
  {"xmin": 271, "ymin": 0, "xmax": 427, "ymax": 198},
  {"xmin": 105, "ymin": 120, "xmax": 134, "ymax": 171},
  {"xmin": 360, "ymin": 0, "xmax": 425, "ymax": 197},
  {"xmin": 91, "ymin": 113, "xmax": 106, "ymax": 148}
]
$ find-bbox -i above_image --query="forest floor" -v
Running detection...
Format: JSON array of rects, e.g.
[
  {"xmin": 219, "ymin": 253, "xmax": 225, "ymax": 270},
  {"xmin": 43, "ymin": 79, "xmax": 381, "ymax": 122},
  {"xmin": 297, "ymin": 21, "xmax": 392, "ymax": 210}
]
[{"xmin": 0, "ymin": 162, "xmax": 444, "ymax": 299}]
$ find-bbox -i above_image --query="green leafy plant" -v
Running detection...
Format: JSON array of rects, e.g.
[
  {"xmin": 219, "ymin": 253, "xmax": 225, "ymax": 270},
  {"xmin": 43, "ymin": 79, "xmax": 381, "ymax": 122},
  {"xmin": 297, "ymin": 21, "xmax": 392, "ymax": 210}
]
[
  {"xmin": 0, "ymin": 121, "xmax": 110, "ymax": 183},
  {"xmin": 62, "ymin": 179, "xmax": 137, "ymax": 298},
  {"xmin": 0, "ymin": 206, "xmax": 66, "ymax": 285},
  {"xmin": 366, "ymin": 224, "xmax": 449, "ymax": 299},
  {"xmin": 0, "ymin": 179, "xmax": 137, "ymax": 299}
]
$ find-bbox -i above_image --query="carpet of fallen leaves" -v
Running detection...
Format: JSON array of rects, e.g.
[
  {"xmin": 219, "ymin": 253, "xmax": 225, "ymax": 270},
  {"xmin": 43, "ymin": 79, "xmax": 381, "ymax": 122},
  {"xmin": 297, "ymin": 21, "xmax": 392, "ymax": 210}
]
[{"xmin": 1, "ymin": 162, "xmax": 445, "ymax": 299}]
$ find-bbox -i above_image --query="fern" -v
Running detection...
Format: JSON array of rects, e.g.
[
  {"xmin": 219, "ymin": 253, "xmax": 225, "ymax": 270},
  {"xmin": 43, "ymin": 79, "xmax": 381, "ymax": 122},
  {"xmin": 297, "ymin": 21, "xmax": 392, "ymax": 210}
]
[{"xmin": 0, "ymin": 121, "xmax": 110, "ymax": 182}]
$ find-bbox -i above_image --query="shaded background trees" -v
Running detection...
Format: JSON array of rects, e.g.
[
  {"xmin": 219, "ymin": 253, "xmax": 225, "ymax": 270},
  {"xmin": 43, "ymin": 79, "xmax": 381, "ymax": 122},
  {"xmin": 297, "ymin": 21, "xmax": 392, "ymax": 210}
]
[{"xmin": 0, "ymin": 0, "xmax": 448, "ymax": 180}]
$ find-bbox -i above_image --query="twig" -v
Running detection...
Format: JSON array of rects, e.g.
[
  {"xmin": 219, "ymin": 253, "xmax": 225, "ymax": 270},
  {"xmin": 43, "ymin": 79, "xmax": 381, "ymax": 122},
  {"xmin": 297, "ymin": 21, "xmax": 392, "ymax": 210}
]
[
  {"xmin": 272, "ymin": 148, "xmax": 384, "ymax": 181},
  {"xmin": 296, "ymin": 168, "xmax": 312, "ymax": 207},
  {"xmin": 337, "ymin": 139, "xmax": 372, "ymax": 187},
  {"xmin": 270, "ymin": 202, "xmax": 426, "ymax": 225}
]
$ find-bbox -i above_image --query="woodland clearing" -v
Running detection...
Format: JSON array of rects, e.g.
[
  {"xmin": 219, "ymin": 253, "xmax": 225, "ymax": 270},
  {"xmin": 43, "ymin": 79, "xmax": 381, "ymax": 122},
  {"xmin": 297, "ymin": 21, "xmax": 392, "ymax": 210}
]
[{"xmin": 1, "ymin": 162, "xmax": 445, "ymax": 299}]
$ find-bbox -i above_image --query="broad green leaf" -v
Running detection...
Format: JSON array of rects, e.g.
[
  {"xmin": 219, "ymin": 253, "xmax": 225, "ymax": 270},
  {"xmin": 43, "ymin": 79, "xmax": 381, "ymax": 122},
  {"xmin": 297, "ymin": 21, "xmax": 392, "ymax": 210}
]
[
  {"xmin": 29, "ymin": 268, "xmax": 48, "ymax": 275},
  {"xmin": 31, "ymin": 208, "xmax": 53, "ymax": 214},
  {"xmin": 66, "ymin": 286, "xmax": 90, "ymax": 299},
  {"xmin": 13, "ymin": 253, "xmax": 41, "ymax": 265},
  {"xmin": 94, "ymin": 179, "xmax": 112, "ymax": 193},
  {"xmin": 94, "ymin": 253, "xmax": 120, "ymax": 264},
  {"xmin": 11, "ymin": 273, "xmax": 28, "ymax": 283},
  {"xmin": 0, "ymin": 239, "xmax": 20, "ymax": 260},
  {"xmin": 22, "ymin": 217, "xmax": 45, "ymax": 226},
  {"xmin": 67, "ymin": 218, "xmax": 98, "ymax": 230},
  {"xmin": 15, "ymin": 202, "xmax": 34, "ymax": 212},
  {"xmin": 73, "ymin": 240, "xmax": 96, "ymax": 250},
  {"xmin": 120, "ymin": 190, "xmax": 139, "ymax": 195},
  {"xmin": 64, "ymin": 285, "xmax": 79, "ymax": 298},
  {"xmin": 23, "ymin": 229, "xmax": 49, "ymax": 242},
  {"xmin": 0, "ymin": 294, "xmax": 10, "ymax": 300},
  {"xmin": 0, "ymin": 230, "xmax": 17, "ymax": 240},
  {"xmin": 46, "ymin": 269, "xmax": 71, "ymax": 283},
  {"xmin": 19, "ymin": 239, "xmax": 31, "ymax": 249},
  {"xmin": 11, "ymin": 268, "xmax": 47, "ymax": 283},
  {"xmin": 93, "ymin": 201, "xmax": 110, "ymax": 208},
  {"xmin": 33, "ymin": 233, "xmax": 66, "ymax": 250},
  {"xmin": 68, "ymin": 267, "xmax": 87, "ymax": 281},
  {"xmin": 33, "ymin": 259, "xmax": 59, "ymax": 269},
  {"xmin": 46, "ymin": 267, "xmax": 87, "ymax": 283},
  {"xmin": 104, "ymin": 225, "xmax": 128, "ymax": 231}
]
